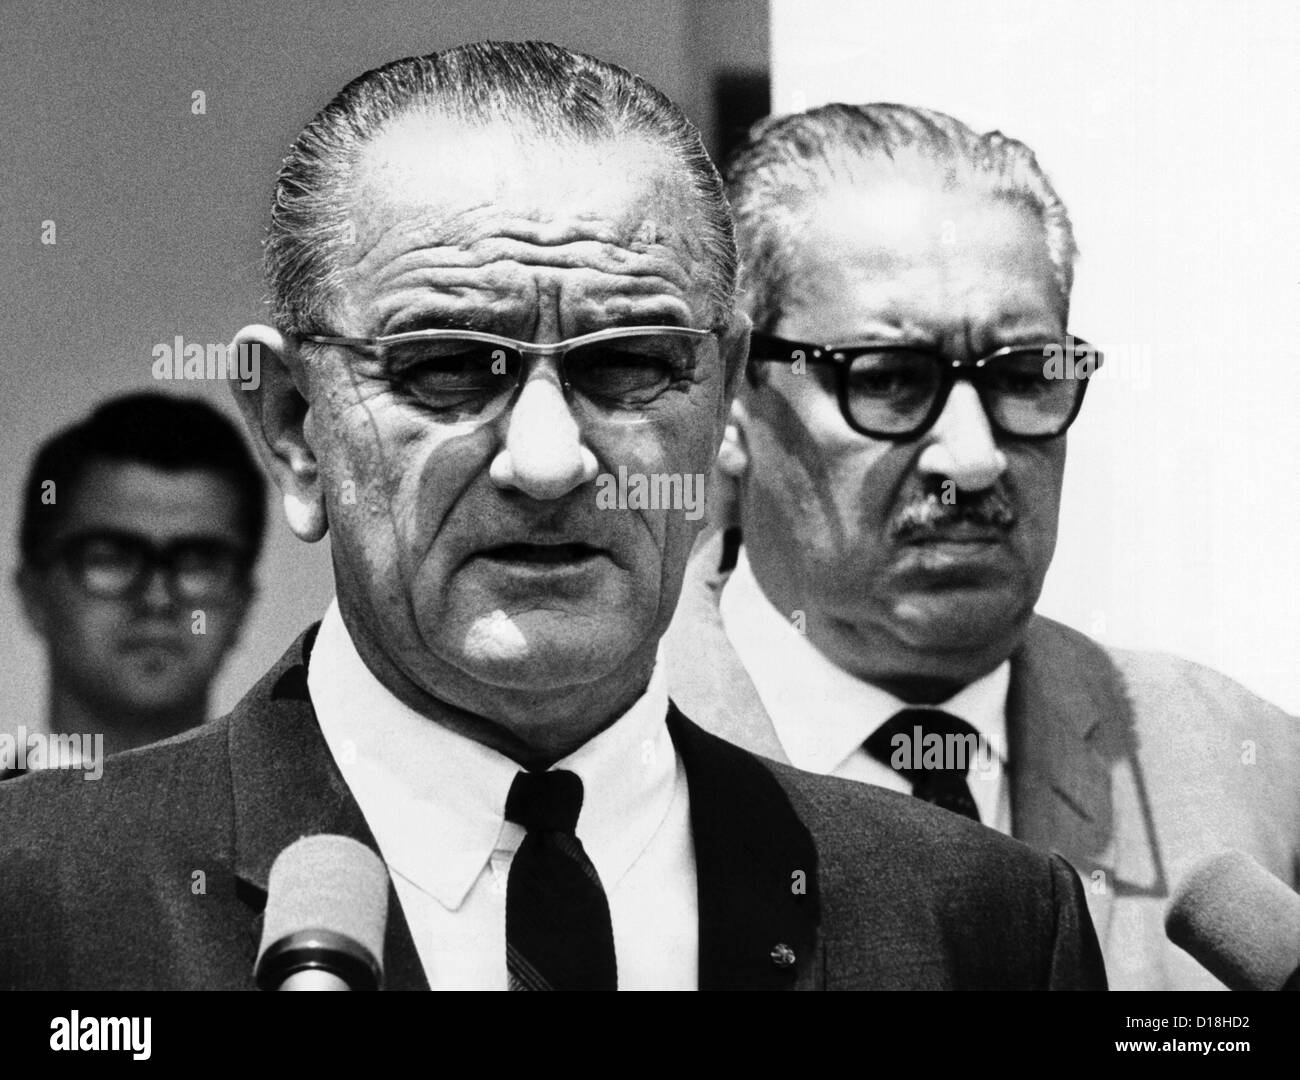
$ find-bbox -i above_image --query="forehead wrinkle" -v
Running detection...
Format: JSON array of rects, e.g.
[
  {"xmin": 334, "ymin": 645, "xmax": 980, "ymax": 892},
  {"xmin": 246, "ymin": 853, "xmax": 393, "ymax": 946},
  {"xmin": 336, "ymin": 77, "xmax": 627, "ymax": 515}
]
[
  {"xmin": 833, "ymin": 289, "xmax": 1060, "ymax": 347},
  {"xmin": 367, "ymin": 271, "xmax": 698, "ymax": 337},
  {"xmin": 342, "ymin": 146, "xmax": 713, "ymax": 289},
  {"xmin": 341, "ymin": 207, "xmax": 483, "ymax": 295},
  {"xmin": 354, "ymin": 244, "xmax": 703, "ymax": 335},
  {"xmin": 351, "ymin": 212, "xmax": 700, "ymax": 278},
  {"xmin": 382, "ymin": 255, "xmax": 696, "ymax": 301},
  {"xmin": 786, "ymin": 224, "xmax": 1060, "ymax": 341},
  {"xmin": 350, "ymin": 138, "xmax": 701, "ymax": 249}
]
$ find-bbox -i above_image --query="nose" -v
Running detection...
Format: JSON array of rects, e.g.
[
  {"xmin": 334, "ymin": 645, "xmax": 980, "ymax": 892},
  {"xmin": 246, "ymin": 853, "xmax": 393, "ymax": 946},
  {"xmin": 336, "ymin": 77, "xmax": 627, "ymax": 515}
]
[
  {"xmin": 916, "ymin": 381, "xmax": 1008, "ymax": 491},
  {"xmin": 135, "ymin": 566, "xmax": 179, "ymax": 613},
  {"xmin": 489, "ymin": 366, "xmax": 598, "ymax": 499}
]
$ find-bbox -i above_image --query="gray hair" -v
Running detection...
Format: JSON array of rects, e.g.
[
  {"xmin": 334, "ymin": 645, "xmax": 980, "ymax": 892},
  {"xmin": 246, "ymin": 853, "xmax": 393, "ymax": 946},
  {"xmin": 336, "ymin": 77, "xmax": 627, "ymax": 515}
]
[
  {"xmin": 724, "ymin": 102, "xmax": 1077, "ymax": 331},
  {"xmin": 265, "ymin": 40, "xmax": 736, "ymax": 334}
]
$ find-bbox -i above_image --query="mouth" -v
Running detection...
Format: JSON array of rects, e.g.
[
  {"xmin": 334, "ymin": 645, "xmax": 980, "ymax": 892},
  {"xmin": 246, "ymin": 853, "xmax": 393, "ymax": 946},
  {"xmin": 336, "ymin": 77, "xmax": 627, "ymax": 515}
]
[
  {"xmin": 120, "ymin": 633, "xmax": 186, "ymax": 654},
  {"xmin": 892, "ymin": 530, "xmax": 1016, "ymax": 584},
  {"xmin": 119, "ymin": 639, "xmax": 187, "ymax": 672},
  {"xmin": 477, "ymin": 542, "xmax": 606, "ymax": 565},
  {"xmin": 899, "ymin": 523, "xmax": 1009, "ymax": 546}
]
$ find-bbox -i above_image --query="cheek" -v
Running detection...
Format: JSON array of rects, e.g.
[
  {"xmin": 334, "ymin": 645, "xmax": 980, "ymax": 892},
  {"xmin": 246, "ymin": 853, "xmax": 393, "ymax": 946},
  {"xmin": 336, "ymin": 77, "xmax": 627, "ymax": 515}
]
[
  {"xmin": 189, "ymin": 607, "xmax": 244, "ymax": 653},
  {"xmin": 595, "ymin": 411, "xmax": 716, "ymax": 522},
  {"xmin": 319, "ymin": 402, "xmax": 483, "ymax": 581},
  {"xmin": 748, "ymin": 412, "xmax": 897, "ymax": 550},
  {"xmin": 52, "ymin": 597, "xmax": 119, "ymax": 648},
  {"xmin": 1007, "ymin": 444, "xmax": 1067, "ymax": 530},
  {"xmin": 315, "ymin": 369, "xmax": 423, "ymax": 513}
]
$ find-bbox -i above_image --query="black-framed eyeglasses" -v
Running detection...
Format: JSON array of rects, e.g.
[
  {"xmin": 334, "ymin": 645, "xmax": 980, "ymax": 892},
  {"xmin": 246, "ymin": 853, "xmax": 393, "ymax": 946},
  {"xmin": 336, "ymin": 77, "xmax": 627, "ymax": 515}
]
[
  {"xmin": 747, "ymin": 331, "xmax": 1103, "ymax": 441},
  {"xmin": 45, "ymin": 531, "xmax": 251, "ymax": 603},
  {"xmin": 299, "ymin": 325, "xmax": 716, "ymax": 425}
]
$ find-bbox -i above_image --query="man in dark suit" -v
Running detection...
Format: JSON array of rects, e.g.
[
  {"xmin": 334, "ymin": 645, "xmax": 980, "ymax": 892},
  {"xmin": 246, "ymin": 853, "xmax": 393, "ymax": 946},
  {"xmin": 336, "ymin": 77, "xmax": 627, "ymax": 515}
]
[
  {"xmin": 663, "ymin": 102, "xmax": 1300, "ymax": 989},
  {"xmin": 0, "ymin": 43, "xmax": 1105, "ymax": 991}
]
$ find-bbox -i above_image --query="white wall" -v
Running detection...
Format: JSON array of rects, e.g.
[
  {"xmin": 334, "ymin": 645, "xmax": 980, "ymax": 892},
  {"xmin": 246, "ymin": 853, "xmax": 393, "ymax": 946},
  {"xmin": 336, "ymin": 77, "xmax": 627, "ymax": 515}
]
[{"xmin": 770, "ymin": 0, "xmax": 1300, "ymax": 712}]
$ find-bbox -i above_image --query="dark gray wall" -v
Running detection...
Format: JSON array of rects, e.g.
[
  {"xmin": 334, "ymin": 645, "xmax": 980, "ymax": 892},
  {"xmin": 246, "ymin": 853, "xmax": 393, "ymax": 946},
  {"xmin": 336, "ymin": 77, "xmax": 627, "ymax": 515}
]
[{"xmin": 0, "ymin": 0, "xmax": 767, "ymax": 735}]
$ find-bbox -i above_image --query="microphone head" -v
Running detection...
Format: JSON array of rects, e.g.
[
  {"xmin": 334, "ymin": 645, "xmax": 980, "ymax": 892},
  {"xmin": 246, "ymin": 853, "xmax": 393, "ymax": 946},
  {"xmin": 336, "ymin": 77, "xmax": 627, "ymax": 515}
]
[
  {"xmin": 255, "ymin": 834, "xmax": 390, "ymax": 990},
  {"xmin": 1165, "ymin": 849, "xmax": 1300, "ymax": 990}
]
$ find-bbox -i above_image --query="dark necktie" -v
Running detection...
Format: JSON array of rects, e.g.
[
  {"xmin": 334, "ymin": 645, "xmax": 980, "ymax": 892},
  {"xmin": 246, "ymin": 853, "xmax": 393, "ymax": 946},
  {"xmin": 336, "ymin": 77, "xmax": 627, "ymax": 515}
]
[
  {"xmin": 504, "ymin": 769, "xmax": 617, "ymax": 990},
  {"xmin": 863, "ymin": 708, "xmax": 983, "ymax": 823}
]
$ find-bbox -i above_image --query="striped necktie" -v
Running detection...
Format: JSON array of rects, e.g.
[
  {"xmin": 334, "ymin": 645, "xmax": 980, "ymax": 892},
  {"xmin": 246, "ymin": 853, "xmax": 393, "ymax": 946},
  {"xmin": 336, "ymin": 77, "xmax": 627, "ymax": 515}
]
[{"xmin": 505, "ymin": 769, "xmax": 617, "ymax": 990}]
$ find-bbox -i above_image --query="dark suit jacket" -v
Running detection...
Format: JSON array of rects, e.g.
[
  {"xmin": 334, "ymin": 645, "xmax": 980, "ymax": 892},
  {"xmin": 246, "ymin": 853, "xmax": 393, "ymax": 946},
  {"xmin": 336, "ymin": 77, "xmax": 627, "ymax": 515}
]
[
  {"xmin": 0, "ymin": 626, "xmax": 1105, "ymax": 990},
  {"xmin": 664, "ymin": 530, "xmax": 1300, "ymax": 989}
]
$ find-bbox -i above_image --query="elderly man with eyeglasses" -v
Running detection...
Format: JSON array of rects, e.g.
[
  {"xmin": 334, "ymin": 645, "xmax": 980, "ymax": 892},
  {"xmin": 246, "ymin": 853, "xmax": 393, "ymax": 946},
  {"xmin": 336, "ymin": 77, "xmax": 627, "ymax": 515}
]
[
  {"xmin": 0, "ymin": 45, "xmax": 1108, "ymax": 991},
  {"xmin": 664, "ymin": 102, "xmax": 1300, "ymax": 990},
  {"xmin": 6, "ymin": 392, "xmax": 263, "ymax": 778}
]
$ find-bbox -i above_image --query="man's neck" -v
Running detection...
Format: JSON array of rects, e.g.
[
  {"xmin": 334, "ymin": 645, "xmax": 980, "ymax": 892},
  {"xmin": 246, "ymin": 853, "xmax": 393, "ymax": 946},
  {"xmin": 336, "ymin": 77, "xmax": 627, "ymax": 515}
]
[
  {"xmin": 810, "ymin": 629, "xmax": 1017, "ymax": 708},
  {"xmin": 345, "ymin": 625, "xmax": 657, "ymax": 771},
  {"xmin": 47, "ymin": 685, "xmax": 207, "ymax": 758},
  {"xmin": 867, "ymin": 674, "xmax": 971, "ymax": 706},
  {"xmin": 733, "ymin": 546, "xmax": 1019, "ymax": 708}
]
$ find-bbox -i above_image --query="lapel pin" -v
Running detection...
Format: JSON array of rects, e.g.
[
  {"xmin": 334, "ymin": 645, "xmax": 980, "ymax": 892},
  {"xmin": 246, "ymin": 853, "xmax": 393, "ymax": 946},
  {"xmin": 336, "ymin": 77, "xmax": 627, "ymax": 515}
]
[{"xmin": 770, "ymin": 943, "xmax": 796, "ymax": 968}]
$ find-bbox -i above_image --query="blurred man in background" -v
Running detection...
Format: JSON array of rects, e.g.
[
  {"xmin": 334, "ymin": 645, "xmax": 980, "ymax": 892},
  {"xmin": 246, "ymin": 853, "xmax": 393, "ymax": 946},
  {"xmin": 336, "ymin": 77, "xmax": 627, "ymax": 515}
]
[{"xmin": 4, "ymin": 392, "xmax": 264, "ymax": 778}]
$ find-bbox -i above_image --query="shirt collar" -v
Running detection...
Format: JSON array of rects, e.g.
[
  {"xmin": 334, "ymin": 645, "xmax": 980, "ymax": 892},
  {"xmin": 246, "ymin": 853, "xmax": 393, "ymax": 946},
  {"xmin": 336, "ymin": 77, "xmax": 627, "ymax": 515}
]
[
  {"xmin": 307, "ymin": 600, "xmax": 676, "ymax": 910},
  {"xmin": 719, "ymin": 549, "xmax": 1009, "ymax": 773}
]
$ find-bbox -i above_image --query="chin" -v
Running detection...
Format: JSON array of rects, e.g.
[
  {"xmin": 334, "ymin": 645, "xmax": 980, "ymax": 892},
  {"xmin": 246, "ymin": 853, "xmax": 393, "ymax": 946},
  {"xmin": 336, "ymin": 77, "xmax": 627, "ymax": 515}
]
[
  {"xmin": 888, "ymin": 590, "xmax": 1033, "ymax": 658},
  {"xmin": 110, "ymin": 688, "xmax": 200, "ymax": 718},
  {"xmin": 451, "ymin": 611, "xmax": 634, "ymax": 692},
  {"xmin": 454, "ymin": 649, "xmax": 621, "ymax": 694}
]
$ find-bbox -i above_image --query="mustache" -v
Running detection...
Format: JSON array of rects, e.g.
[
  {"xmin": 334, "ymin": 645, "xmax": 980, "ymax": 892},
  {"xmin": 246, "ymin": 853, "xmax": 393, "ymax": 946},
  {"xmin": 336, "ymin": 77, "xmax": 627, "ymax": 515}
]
[{"xmin": 888, "ymin": 487, "xmax": 1017, "ymax": 540}]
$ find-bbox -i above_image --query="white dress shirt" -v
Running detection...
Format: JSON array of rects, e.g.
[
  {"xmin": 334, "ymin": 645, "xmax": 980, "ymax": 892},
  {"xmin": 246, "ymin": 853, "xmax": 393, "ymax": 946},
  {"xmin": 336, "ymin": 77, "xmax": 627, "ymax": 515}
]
[
  {"xmin": 307, "ymin": 600, "xmax": 698, "ymax": 989},
  {"xmin": 719, "ymin": 551, "xmax": 1012, "ymax": 834}
]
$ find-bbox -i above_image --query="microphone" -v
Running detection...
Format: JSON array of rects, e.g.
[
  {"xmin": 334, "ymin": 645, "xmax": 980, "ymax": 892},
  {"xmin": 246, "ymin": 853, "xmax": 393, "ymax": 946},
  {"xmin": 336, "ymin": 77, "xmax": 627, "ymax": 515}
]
[
  {"xmin": 1165, "ymin": 849, "xmax": 1300, "ymax": 990},
  {"xmin": 255, "ymin": 834, "xmax": 390, "ymax": 991}
]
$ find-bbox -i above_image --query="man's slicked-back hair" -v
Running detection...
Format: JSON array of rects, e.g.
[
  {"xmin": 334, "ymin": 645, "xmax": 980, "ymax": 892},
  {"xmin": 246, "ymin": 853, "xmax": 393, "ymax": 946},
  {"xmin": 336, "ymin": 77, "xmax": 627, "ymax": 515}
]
[
  {"xmin": 724, "ymin": 102, "xmax": 1077, "ymax": 332},
  {"xmin": 19, "ymin": 392, "xmax": 268, "ymax": 568},
  {"xmin": 265, "ymin": 39, "xmax": 737, "ymax": 333}
]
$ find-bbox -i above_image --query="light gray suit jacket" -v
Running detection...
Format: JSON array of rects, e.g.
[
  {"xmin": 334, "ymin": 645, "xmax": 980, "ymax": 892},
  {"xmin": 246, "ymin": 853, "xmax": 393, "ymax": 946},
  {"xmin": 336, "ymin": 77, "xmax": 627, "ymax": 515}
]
[{"xmin": 664, "ymin": 530, "xmax": 1300, "ymax": 989}]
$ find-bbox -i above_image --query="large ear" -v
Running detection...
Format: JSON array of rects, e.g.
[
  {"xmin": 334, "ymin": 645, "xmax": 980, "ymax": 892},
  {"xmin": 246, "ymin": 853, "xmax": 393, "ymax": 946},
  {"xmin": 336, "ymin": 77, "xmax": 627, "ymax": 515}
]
[
  {"xmin": 715, "ymin": 396, "xmax": 750, "ymax": 480},
  {"xmin": 705, "ymin": 312, "xmax": 752, "ymax": 532},
  {"xmin": 228, "ymin": 325, "xmax": 327, "ymax": 542}
]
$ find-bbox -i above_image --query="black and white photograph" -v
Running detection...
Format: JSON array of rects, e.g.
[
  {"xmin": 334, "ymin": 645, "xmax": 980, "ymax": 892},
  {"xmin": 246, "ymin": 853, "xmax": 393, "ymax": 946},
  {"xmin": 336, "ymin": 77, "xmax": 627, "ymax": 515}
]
[{"xmin": 0, "ymin": 0, "xmax": 1296, "ymax": 1052}]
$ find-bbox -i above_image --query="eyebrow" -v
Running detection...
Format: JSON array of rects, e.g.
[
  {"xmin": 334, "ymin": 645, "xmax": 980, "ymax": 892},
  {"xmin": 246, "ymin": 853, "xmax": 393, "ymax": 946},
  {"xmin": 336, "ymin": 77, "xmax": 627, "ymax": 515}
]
[
  {"xmin": 380, "ymin": 311, "xmax": 490, "ymax": 337},
  {"xmin": 822, "ymin": 319, "xmax": 1064, "ymax": 350},
  {"xmin": 595, "ymin": 311, "xmax": 690, "ymax": 331},
  {"xmin": 57, "ymin": 529, "xmax": 247, "ymax": 551}
]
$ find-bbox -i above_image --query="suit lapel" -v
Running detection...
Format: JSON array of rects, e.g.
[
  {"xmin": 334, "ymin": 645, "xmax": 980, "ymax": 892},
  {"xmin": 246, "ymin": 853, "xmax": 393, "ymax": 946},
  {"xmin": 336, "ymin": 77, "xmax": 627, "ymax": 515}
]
[
  {"xmin": 668, "ymin": 704, "xmax": 822, "ymax": 990},
  {"xmin": 673, "ymin": 532, "xmax": 1165, "ymax": 959},
  {"xmin": 1007, "ymin": 616, "xmax": 1164, "ymax": 944},
  {"xmin": 226, "ymin": 627, "xmax": 822, "ymax": 991},
  {"xmin": 1007, "ymin": 616, "xmax": 1112, "ymax": 855},
  {"xmin": 664, "ymin": 529, "xmax": 791, "ymax": 763},
  {"xmin": 225, "ymin": 626, "xmax": 429, "ymax": 991}
]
